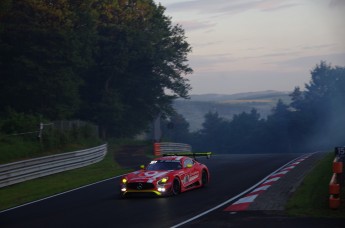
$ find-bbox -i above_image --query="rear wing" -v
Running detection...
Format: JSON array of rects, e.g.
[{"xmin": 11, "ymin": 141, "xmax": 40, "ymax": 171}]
[{"xmin": 162, "ymin": 152, "xmax": 212, "ymax": 159}]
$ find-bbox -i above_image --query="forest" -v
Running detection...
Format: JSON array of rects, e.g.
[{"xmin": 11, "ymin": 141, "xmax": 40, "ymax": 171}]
[
  {"xmin": 0, "ymin": 0, "xmax": 192, "ymax": 138},
  {"xmin": 164, "ymin": 62, "xmax": 345, "ymax": 154}
]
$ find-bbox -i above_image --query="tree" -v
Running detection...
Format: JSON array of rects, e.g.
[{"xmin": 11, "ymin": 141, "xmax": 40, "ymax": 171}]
[
  {"xmin": 227, "ymin": 109, "xmax": 264, "ymax": 153},
  {"xmin": 296, "ymin": 61, "xmax": 345, "ymax": 150},
  {"xmin": 290, "ymin": 87, "xmax": 304, "ymax": 111},
  {"xmin": 78, "ymin": 0, "xmax": 192, "ymax": 137},
  {"xmin": 161, "ymin": 113, "xmax": 190, "ymax": 143},
  {"xmin": 0, "ymin": 0, "xmax": 88, "ymax": 119},
  {"xmin": 194, "ymin": 112, "xmax": 230, "ymax": 153},
  {"xmin": 265, "ymin": 100, "xmax": 291, "ymax": 153}
]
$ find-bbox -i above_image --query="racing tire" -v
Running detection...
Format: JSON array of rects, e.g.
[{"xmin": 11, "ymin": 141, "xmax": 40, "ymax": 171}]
[
  {"xmin": 171, "ymin": 177, "xmax": 181, "ymax": 196},
  {"xmin": 201, "ymin": 170, "xmax": 208, "ymax": 187}
]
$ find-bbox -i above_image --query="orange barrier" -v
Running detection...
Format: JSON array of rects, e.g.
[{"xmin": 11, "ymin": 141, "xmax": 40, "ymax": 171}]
[
  {"xmin": 333, "ymin": 159, "xmax": 343, "ymax": 174},
  {"xmin": 154, "ymin": 143, "xmax": 161, "ymax": 156},
  {"xmin": 153, "ymin": 142, "xmax": 192, "ymax": 157},
  {"xmin": 329, "ymin": 195, "xmax": 340, "ymax": 209},
  {"xmin": 329, "ymin": 156, "xmax": 343, "ymax": 209},
  {"xmin": 329, "ymin": 173, "xmax": 340, "ymax": 195}
]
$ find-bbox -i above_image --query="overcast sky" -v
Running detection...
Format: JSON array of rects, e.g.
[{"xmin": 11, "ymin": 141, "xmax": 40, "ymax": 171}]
[{"xmin": 155, "ymin": 0, "xmax": 345, "ymax": 95}]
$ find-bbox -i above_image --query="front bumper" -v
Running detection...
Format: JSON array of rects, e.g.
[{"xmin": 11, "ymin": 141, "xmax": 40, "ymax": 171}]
[
  {"xmin": 120, "ymin": 183, "xmax": 172, "ymax": 197},
  {"xmin": 121, "ymin": 189, "xmax": 163, "ymax": 196}
]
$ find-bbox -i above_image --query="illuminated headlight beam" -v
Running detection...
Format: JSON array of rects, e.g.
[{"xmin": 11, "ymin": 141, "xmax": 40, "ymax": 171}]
[{"xmin": 158, "ymin": 187, "xmax": 166, "ymax": 192}]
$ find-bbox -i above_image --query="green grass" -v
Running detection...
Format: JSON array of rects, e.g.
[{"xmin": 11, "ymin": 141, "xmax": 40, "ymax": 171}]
[
  {"xmin": 0, "ymin": 137, "xmax": 42, "ymax": 164},
  {"xmin": 286, "ymin": 152, "xmax": 345, "ymax": 218},
  {"xmin": 0, "ymin": 142, "xmax": 131, "ymax": 211},
  {"xmin": 0, "ymin": 135, "xmax": 102, "ymax": 165}
]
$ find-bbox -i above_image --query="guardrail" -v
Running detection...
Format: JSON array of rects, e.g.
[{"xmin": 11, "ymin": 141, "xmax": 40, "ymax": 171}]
[
  {"xmin": 0, "ymin": 144, "xmax": 107, "ymax": 188},
  {"xmin": 329, "ymin": 147, "xmax": 344, "ymax": 209},
  {"xmin": 153, "ymin": 142, "xmax": 191, "ymax": 156}
]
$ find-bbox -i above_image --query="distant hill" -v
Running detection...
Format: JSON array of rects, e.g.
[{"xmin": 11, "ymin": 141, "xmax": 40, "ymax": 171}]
[{"xmin": 173, "ymin": 90, "xmax": 291, "ymax": 132}]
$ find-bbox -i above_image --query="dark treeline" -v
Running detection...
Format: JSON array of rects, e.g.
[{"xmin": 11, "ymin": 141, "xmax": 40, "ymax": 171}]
[
  {"xmin": 165, "ymin": 62, "xmax": 345, "ymax": 154},
  {"xmin": 0, "ymin": 0, "xmax": 192, "ymax": 138}
]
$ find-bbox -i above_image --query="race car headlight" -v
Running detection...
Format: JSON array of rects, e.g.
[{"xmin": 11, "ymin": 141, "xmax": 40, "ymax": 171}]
[
  {"xmin": 158, "ymin": 187, "xmax": 166, "ymax": 192},
  {"xmin": 158, "ymin": 177, "xmax": 168, "ymax": 185},
  {"xmin": 122, "ymin": 178, "xmax": 127, "ymax": 184}
]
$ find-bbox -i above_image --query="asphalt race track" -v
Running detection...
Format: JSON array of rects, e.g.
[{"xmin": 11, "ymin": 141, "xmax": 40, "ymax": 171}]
[{"xmin": 0, "ymin": 154, "xmax": 305, "ymax": 228}]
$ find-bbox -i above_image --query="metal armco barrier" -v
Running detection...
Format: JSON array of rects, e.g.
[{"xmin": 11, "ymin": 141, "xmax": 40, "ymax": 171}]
[
  {"xmin": 329, "ymin": 147, "xmax": 344, "ymax": 209},
  {"xmin": 153, "ymin": 142, "xmax": 191, "ymax": 156},
  {"xmin": 0, "ymin": 144, "xmax": 107, "ymax": 188}
]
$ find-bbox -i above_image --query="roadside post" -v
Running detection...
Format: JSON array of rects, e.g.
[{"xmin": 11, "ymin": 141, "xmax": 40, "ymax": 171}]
[
  {"xmin": 329, "ymin": 147, "xmax": 344, "ymax": 209},
  {"xmin": 335, "ymin": 147, "xmax": 345, "ymax": 186}
]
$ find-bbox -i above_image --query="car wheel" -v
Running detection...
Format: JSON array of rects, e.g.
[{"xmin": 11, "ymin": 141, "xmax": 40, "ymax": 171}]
[
  {"xmin": 201, "ymin": 170, "xmax": 208, "ymax": 187},
  {"xmin": 172, "ymin": 177, "xmax": 181, "ymax": 195}
]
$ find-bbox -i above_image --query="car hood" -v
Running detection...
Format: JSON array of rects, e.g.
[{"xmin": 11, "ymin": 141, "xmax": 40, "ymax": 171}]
[{"xmin": 126, "ymin": 170, "xmax": 174, "ymax": 183}]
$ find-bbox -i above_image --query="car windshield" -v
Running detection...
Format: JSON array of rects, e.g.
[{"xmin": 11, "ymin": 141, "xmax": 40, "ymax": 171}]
[{"xmin": 146, "ymin": 161, "xmax": 182, "ymax": 171}]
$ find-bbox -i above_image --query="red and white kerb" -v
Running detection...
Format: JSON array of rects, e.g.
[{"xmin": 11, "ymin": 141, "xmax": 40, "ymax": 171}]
[{"xmin": 224, "ymin": 155, "xmax": 311, "ymax": 212}]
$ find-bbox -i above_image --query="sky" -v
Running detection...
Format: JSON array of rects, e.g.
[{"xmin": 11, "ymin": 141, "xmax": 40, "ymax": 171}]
[{"xmin": 155, "ymin": 0, "xmax": 345, "ymax": 95}]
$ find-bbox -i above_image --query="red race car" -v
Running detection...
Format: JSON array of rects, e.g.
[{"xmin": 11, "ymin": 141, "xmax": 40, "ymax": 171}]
[{"xmin": 120, "ymin": 152, "xmax": 211, "ymax": 197}]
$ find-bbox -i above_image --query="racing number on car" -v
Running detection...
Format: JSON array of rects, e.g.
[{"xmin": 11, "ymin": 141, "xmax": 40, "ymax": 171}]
[
  {"xmin": 138, "ymin": 171, "xmax": 158, "ymax": 177},
  {"xmin": 182, "ymin": 171, "xmax": 199, "ymax": 185}
]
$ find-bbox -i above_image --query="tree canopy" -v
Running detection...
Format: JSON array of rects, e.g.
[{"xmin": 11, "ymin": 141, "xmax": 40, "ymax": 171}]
[{"xmin": 0, "ymin": 0, "xmax": 192, "ymax": 138}]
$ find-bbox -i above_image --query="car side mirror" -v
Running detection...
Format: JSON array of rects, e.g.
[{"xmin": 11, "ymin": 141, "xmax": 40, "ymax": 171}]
[{"xmin": 140, "ymin": 165, "xmax": 145, "ymax": 170}]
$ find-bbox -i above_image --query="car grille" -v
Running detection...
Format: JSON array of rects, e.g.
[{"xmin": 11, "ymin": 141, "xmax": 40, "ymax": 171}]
[{"xmin": 127, "ymin": 182, "xmax": 155, "ymax": 190}]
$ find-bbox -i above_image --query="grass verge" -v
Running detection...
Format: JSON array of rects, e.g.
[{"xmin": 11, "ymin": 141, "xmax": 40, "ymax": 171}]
[
  {"xmin": 0, "ymin": 141, "xmax": 132, "ymax": 211},
  {"xmin": 286, "ymin": 152, "xmax": 345, "ymax": 218},
  {"xmin": 0, "ymin": 137, "xmax": 102, "ymax": 165}
]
